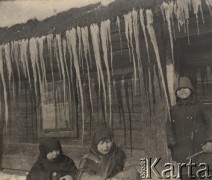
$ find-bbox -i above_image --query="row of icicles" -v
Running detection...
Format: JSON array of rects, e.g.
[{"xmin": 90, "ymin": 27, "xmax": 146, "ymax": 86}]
[
  {"xmin": 0, "ymin": 0, "xmax": 211, "ymax": 142},
  {"xmin": 0, "ymin": 9, "xmax": 168, "ymax": 144},
  {"xmin": 161, "ymin": 0, "xmax": 212, "ymax": 63}
]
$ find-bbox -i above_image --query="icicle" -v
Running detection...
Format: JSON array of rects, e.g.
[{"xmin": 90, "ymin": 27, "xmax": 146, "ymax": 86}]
[
  {"xmin": 161, "ymin": 2, "xmax": 175, "ymax": 63},
  {"xmin": 38, "ymin": 36, "xmax": 47, "ymax": 90},
  {"xmin": 13, "ymin": 41, "xmax": 21, "ymax": 92},
  {"xmin": 174, "ymin": 0, "xmax": 191, "ymax": 43},
  {"xmin": 175, "ymin": 0, "xmax": 191, "ymax": 31},
  {"xmin": 146, "ymin": 10, "xmax": 170, "ymax": 118},
  {"xmin": 124, "ymin": 12, "xmax": 137, "ymax": 94},
  {"xmin": 56, "ymin": 34, "xmax": 66, "ymax": 104},
  {"xmin": 205, "ymin": 0, "xmax": 212, "ymax": 15},
  {"xmin": 34, "ymin": 37, "xmax": 44, "ymax": 101},
  {"xmin": 10, "ymin": 42, "xmax": 16, "ymax": 98},
  {"xmin": 0, "ymin": 46, "xmax": 8, "ymax": 128},
  {"xmin": 116, "ymin": 16, "xmax": 123, "ymax": 54},
  {"xmin": 29, "ymin": 38, "xmax": 39, "ymax": 97},
  {"xmin": 160, "ymin": 4, "xmax": 166, "ymax": 23},
  {"xmin": 77, "ymin": 26, "xmax": 84, "ymax": 73},
  {"xmin": 20, "ymin": 39, "xmax": 32, "ymax": 90},
  {"xmin": 81, "ymin": 26, "xmax": 92, "ymax": 69},
  {"xmin": 192, "ymin": 0, "xmax": 204, "ymax": 35},
  {"xmin": 19, "ymin": 40, "xmax": 27, "ymax": 78},
  {"xmin": 53, "ymin": 37, "xmax": 62, "ymax": 80},
  {"xmin": 124, "ymin": 13, "xmax": 131, "ymax": 62},
  {"xmin": 139, "ymin": 9, "xmax": 150, "ymax": 62},
  {"xmin": 107, "ymin": 20, "xmax": 113, "ymax": 76},
  {"xmin": 66, "ymin": 28, "xmax": 85, "ymax": 145},
  {"xmin": 4, "ymin": 43, "xmax": 13, "ymax": 88},
  {"xmin": 81, "ymin": 27, "xmax": 93, "ymax": 114},
  {"xmin": 100, "ymin": 20, "xmax": 112, "ymax": 125},
  {"xmin": 62, "ymin": 38, "xmax": 72, "ymax": 103},
  {"xmin": 132, "ymin": 10, "xmax": 142, "ymax": 75},
  {"xmin": 90, "ymin": 23, "xmax": 107, "ymax": 123},
  {"xmin": 47, "ymin": 34, "xmax": 55, "ymax": 91}
]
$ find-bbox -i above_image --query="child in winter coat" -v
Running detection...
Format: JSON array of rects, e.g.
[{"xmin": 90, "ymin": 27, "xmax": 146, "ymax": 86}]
[
  {"xmin": 77, "ymin": 127, "xmax": 139, "ymax": 180},
  {"xmin": 166, "ymin": 77, "xmax": 212, "ymax": 179},
  {"xmin": 26, "ymin": 137, "xmax": 77, "ymax": 180}
]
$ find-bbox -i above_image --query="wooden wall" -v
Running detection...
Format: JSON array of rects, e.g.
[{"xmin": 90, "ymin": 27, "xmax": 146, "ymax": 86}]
[{"xmin": 1, "ymin": 16, "xmax": 170, "ymax": 172}]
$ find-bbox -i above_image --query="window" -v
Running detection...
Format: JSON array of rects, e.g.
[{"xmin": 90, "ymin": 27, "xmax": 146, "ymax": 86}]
[{"xmin": 38, "ymin": 80, "xmax": 78, "ymax": 138}]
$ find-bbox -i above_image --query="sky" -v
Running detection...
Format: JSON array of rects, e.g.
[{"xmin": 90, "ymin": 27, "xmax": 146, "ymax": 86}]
[{"xmin": 0, "ymin": 0, "xmax": 116, "ymax": 28}]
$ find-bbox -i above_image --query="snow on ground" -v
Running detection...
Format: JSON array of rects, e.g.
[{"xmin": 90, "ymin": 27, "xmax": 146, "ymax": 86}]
[{"xmin": 0, "ymin": 172, "xmax": 26, "ymax": 180}]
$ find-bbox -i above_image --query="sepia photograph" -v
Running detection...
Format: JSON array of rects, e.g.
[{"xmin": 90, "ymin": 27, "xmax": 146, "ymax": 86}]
[{"xmin": 0, "ymin": 0, "xmax": 211, "ymax": 179}]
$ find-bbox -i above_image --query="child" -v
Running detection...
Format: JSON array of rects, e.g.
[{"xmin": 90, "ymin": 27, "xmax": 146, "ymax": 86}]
[
  {"xmin": 26, "ymin": 137, "xmax": 77, "ymax": 180},
  {"xmin": 166, "ymin": 77, "xmax": 212, "ymax": 179},
  {"xmin": 78, "ymin": 127, "xmax": 139, "ymax": 180}
]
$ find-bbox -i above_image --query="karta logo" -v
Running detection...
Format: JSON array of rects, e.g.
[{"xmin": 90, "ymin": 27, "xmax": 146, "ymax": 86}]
[{"xmin": 140, "ymin": 158, "xmax": 212, "ymax": 179}]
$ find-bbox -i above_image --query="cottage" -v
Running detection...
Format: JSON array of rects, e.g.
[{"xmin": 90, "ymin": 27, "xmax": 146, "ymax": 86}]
[{"xmin": 0, "ymin": 0, "xmax": 211, "ymax": 178}]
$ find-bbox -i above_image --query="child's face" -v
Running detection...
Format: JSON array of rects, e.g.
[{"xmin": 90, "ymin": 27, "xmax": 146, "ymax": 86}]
[
  {"xmin": 97, "ymin": 139, "xmax": 113, "ymax": 155},
  {"xmin": 46, "ymin": 150, "xmax": 60, "ymax": 160},
  {"xmin": 176, "ymin": 88, "xmax": 192, "ymax": 99}
]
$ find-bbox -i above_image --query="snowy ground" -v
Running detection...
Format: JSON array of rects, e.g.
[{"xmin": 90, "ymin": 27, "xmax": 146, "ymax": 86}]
[{"xmin": 0, "ymin": 172, "xmax": 26, "ymax": 180}]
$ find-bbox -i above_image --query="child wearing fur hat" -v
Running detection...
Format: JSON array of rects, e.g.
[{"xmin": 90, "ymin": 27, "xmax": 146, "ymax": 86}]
[
  {"xmin": 26, "ymin": 137, "xmax": 77, "ymax": 180},
  {"xmin": 77, "ymin": 127, "xmax": 139, "ymax": 180},
  {"xmin": 166, "ymin": 77, "xmax": 212, "ymax": 179}
]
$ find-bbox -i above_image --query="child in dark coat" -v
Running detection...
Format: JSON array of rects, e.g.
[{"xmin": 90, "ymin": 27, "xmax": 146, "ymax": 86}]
[
  {"xmin": 166, "ymin": 77, "xmax": 212, "ymax": 179},
  {"xmin": 78, "ymin": 127, "xmax": 139, "ymax": 180},
  {"xmin": 26, "ymin": 137, "xmax": 77, "ymax": 180}
]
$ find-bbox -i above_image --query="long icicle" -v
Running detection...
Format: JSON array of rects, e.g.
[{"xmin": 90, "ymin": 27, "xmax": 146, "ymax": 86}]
[
  {"xmin": 0, "ymin": 45, "xmax": 8, "ymax": 128},
  {"xmin": 205, "ymin": 0, "xmax": 212, "ymax": 15},
  {"xmin": 53, "ymin": 37, "xmax": 62, "ymax": 80},
  {"xmin": 66, "ymin": 28, "xmax": 85, "ymax": 145},
  {"xmin": 116, "ymin": 16, "xmax": 123, "ymax": 54},
  {"xmin": 81, "ymin": 27, "xmax": 93, "ymax": 114},
  {"xmin": 35, "ymin": 37, "xmax": 44, "ymax": 102},
  {"xmin": 77, "ymin": 26, "xmax": 84, "ymax": 73},
  {"xmin": 90, "ymin": 23, "xmax": 107, "ymax": 124},
  {"xmin": 29, "ymin": 38, "xmax": 39, "ymax": 97},
  {"xmin": 47, "ymin": 34, "xmax": 55, "ymax": 91},
  {"xmin": 146, "ymin": 10, "xmax": 170, "ymax": 118},
  {"xmin": 161, "ymin": 2, "xmax": 175, "ymax": 64},
  {"xmin": 62, "ymin": 38, "xmax": 72, "ymax": 106},
  {"xmin": 132, "ymin": 10, "xmax": 143, "ymax": 87},
  {"xmin": 100, "ymin": 20, "xmax": 112, "ymax": 125},
  {"xmin": 139, "ymin": 9, "xmax": 150, "ymax": 62},
  {"xmin": 107, "ymin": 20, "xmax": 113, "ymax": 77},
  {"xmin": 4, "ymin": 43, "xmax": 13, "ymax": 89},
  {"xmin": 10, "ymin": 42, "xmax": 16, "ymax": 98},
  {"xmin": 38, "ymin": 36, "xmax": 47, "ymax": 90},
  {"xmin": 62, "ymin": 38, "xmax": 72, "ymax": 119},
  {"xmin": 20, "ymin": 40, "xmax": 27, "ymax": 79},
  {"xmin": 13, "ymin": 41, "xmax": 21, "ymax": 92},
  {"xmin": 56, "ymin": 34, "xmax": 66, "ymax": 104},
  {"xmin": 20, "ymin": 39, "xmax": 32, "ymax": 90},
  {"xmin": 124, "ymin": 12, "xmax": 137, "ymax": 94}
]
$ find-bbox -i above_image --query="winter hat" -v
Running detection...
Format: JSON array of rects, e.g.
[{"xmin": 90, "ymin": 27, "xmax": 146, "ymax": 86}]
[
  {"xmin": 93, "ymin": 127, "xmax": 114, "ymax": 146},
  {"xmin": 174, "ymin": 77, "xmax": 193, "ymax": 93},
  {"xmin": 39, "ymin": 137, "xmax": 62, "ymax": 159}
]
